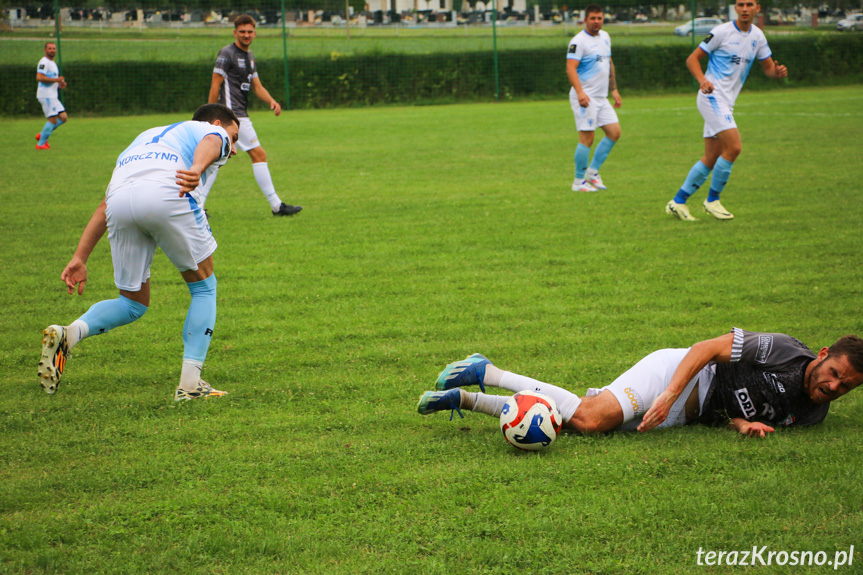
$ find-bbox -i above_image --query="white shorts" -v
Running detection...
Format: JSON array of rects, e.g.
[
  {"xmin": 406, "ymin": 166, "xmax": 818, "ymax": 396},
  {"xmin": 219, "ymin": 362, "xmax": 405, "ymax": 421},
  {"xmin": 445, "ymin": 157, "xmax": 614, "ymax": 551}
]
[
  {"xmin": 105, "ymin": 180, "xmax": 217, "ymax": 291},
  {"xmin": 237, "ymin": 117, "xmax": 261, "ymax": 152},
  {"xmin": 570, "ymin": 94, "xmax": 619, "ymax": 132},
  {"xmin": 38, "ymin": 97, "xmax": 65, "ymax": 118},
  {"xmin": 697, "ymin": 92, "xmax": 737, "ymax": 138},
  {"xmin": 587, "ymin": 348, "xmax": 715, "ymax": 431}
]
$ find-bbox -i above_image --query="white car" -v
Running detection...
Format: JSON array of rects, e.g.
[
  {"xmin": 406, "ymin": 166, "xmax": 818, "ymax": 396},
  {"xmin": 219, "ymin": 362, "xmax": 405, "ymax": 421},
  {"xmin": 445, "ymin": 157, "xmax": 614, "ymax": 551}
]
[
  {"xmin": 837, "ymin": 14, "xmax": 863, "ymax": 31},
  {"xmin": 674, "ymin": 17, "xmax": 722, "ymax": 37}
]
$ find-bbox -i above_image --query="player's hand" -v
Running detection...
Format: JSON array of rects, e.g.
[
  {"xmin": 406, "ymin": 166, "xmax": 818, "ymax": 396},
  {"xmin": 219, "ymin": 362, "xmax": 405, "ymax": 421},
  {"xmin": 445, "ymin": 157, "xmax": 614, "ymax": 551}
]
[
  {"xmin": 637, "ymin": 389, "xmax": 677, "ymax": 432},
  {"xmin": 270, "ymin": 101, "xmax": 282, "ymax": 116},
  {"xmin": 611, "ymin": 89, "xmax": 621, "ymax": 109},
  {"xmin": 699, "ymin": 79, "xmax": 714, "ymax": 94},
  {"xmin": 577, "ymin": 91, "xmax": 590, "ymax": 108},
  {"xmin": 774, "ymin": 61, "xmax": 788, "ymax": 79},
  {"xmin": 175, "ymin": 169, "xmax": 201, "ymax": 195},
  {"xmin": 61, "ymin": 257, "xmax": 88, "ymax": 295},
  {"xmin": 738, "ymin": 421, "xmax": 775, "ymax": 438}
]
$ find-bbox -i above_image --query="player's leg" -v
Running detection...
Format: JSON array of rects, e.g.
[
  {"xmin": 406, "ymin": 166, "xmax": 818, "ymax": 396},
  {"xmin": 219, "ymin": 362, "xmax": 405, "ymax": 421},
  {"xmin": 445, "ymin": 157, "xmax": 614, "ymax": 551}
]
[
  {"xmin": 417, "ymin": 388, "xmax": 510, "ymax": 420},
  {"xmin": 239, "ymin": 119, "xmax": 301, "ymax": 216},
  {"xmin": 570, "ymin": 94, "xmax": 599, "ymax": 192},
  {"xmin": 701, "ymin": 128, "xmax": 740, "ymax": 220},
  {"xmin": 36, "ymin": 99, "xmax": 66, "ymax": 148},
  {"xmin": 585, "ymin": 102, "xmax": 621, "ymax": 190}
]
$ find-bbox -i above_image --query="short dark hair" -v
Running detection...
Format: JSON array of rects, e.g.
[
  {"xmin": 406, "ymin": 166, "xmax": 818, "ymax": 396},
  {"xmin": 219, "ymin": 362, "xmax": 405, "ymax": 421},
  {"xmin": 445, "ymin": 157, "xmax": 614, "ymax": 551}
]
[
  {"xmin": 45, "ymin": 42, "xmax": 56, "ymax": 48},
  {"xmin": 192, "ymin": 103, "xmax": 239, "ymax": 128},
  {"xmin": 828, "ymin": 335, "xmax": 863, "ymax": 374},
  {"xmin": 584, "ymin": 4, "xmax": 604, "ymax": 16},
  {"xmin": 234, "ymin": 14, "xmax": 256, "ymax": 28}
]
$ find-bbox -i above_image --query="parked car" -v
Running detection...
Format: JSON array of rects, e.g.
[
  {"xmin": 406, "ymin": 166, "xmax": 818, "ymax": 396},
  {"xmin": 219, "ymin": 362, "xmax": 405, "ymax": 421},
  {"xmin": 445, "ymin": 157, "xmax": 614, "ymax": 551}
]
[
  {"xmin": 673, "ymin": 17, "xmax": 722, "ymax": 36},
  {"xmin": 836, "ymin": 13, "xmax": 863, "ymax": 31}
]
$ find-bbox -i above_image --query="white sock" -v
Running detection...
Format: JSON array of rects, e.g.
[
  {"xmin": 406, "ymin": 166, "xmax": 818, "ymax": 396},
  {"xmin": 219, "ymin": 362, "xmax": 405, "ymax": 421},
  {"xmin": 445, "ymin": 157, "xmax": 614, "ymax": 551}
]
[
  {"xmin": 498, "ymin": 370, "xmax": 582, "ymax": 420},
  {"xmin": 483, "ymin": 364, "xmax": 504, "ymax": 387},
  {"xmin": 252, "ymin": 162, "xmax": 283, "ymax": 210},
  {"xmin": 66, "ymin": 319, "xmax": 89, "ymax": 350},
  {"xmin": 464, "ymin": 391, "xmax": 508, "ymax": 418},
  {"xmin": 179, "ymin": 359, "xmax": 204, "ymax": 391},
  {"xmin": 198, "ymin": 166, "xmax": 219, "ymax": 208}
]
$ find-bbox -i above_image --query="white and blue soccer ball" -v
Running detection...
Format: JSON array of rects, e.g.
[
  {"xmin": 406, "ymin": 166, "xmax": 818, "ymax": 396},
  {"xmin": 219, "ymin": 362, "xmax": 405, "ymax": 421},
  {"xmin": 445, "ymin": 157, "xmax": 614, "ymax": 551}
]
[{"xmin": 500, "ymin": 391, "xmax": 563, "ymax": 451}]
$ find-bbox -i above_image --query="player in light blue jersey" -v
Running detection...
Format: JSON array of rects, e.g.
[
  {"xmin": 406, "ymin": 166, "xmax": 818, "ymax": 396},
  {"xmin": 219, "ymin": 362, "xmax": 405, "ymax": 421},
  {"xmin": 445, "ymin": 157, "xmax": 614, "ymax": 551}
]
[
  {"xmin": 566, "ymin": 4, "xmax": 622, "ymax": 193},
  {"xmin": 666, "ymin": 0, "xmax": 787, "ymax": 221},
  {"xmin": 35, "ymin": 42, "xmax": 67, "ymax": 150},
  {"xmin": 38, "ymin": 104, "xmax": 241, "ymax": 401}
]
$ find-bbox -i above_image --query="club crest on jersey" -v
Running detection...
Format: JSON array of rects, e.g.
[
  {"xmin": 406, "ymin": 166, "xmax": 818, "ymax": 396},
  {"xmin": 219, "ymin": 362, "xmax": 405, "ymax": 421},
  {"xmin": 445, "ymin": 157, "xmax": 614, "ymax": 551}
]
[
  {"xmin": 751, "ymin": 40, "xmax": 757, "ymax": 49},
  {"xmin": 755, "ymin": 335, "xmax": 774, "ymax": 363},
  {"xmin": 735, "ymin": 388, "xmax": 757, "ymax": 418}
]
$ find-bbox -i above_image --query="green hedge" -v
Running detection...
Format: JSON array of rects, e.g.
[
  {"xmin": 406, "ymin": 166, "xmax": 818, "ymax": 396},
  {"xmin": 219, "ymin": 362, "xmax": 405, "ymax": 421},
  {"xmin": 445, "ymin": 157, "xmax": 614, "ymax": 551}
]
[{"xmin": 4, "ymin": 34, "xmax": 861, "ymax": 116}]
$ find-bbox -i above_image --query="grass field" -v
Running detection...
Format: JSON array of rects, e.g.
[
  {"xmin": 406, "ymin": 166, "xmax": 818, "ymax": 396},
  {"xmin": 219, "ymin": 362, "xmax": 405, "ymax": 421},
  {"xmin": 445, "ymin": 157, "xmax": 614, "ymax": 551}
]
[
  {"xmin": 0, "ymin": 23, "xmax": 820, "ymax": 61},
  {"xmin": 2, "ymin": 86, "xmax": 863, "ymax": 574}
]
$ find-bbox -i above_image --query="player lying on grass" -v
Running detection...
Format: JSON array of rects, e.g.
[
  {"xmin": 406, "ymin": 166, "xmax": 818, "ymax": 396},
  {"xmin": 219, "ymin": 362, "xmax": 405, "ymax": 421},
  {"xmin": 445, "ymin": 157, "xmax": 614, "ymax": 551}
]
[
  {"xmin": 38, "ymin": 103, "xmax": 239, "ymax": 401},
  {"xmin": 418, "ymin": 329, "xmax": 863, "ymax": 437}
]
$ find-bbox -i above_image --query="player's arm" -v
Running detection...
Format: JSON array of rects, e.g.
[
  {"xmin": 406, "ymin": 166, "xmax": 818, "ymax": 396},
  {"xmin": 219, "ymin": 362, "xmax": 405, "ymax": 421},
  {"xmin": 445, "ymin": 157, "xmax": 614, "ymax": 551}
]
[
  {"xmin": 207, "ymin": 73, "xmax": 224, "ymax": 104},
  {"xmin": 566, "ymin": 59, "xmax": 590, "ymax": 108},
  {"xmin": 729, "ymin": 418, "xmax": 775, "ymax": 437},
  {"xmin": 61, "ymin": 198, "xmax": 108, "ymax": 295},
  {"xmin": 176, "ymin": 134, "xmax": 230, "ymax": 196},
  {"xmin": 36, "ymin": 72, "xmax": 65, "ymax": 85},
  {"xmin": 637, "ymin": 333, "xmax": 734, "ymax": 432},
  {"xmin": 760, "ymin": 57, "xmax": 787, "ymax": 80},
  {"xmin": 608, "ymin": 59, "xmax": 621, "ymax": 108},
  {"xmin": 686, "ymin": 47, "xmax": 713, "ymax": 94},
  {"xmin": 250, "ymin": 76, "xmax": 281, "ymax": 116}
]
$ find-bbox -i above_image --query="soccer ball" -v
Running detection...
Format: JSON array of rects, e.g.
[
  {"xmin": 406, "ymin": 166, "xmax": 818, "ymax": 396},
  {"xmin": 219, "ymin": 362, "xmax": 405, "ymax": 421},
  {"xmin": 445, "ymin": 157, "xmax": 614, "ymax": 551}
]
[{"xmin": 499, "ymin": 391, "xmax": 563, "ymax": 451}]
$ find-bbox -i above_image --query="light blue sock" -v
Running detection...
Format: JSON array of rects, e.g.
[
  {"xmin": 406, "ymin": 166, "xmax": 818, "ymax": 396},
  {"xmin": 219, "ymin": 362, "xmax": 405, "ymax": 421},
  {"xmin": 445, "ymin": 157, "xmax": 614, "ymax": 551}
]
[
  {"xmin": 78, "ymin": 295, "xmax": 148, "ymax": 338},
  {"xmin": 588, "ymin": 137, "xmax": 616, "ymax": 172},
  {"xmin": 38, "ymin": 121, "xmax": 56, "ymax": 145},
  {"xmin": 183, "ymin": 275, "xmax": 217, "ymax": 362},
  {"xmin": 574, "ymin": 143, "xmax": 591, "ymax": 179},
  {"xmin": 708, "ymin": 157, "xmax": 734, "ymax": 201},
  {"xmin": 673, "ymin": 160, "xmax": 711, "ymax": 204}
]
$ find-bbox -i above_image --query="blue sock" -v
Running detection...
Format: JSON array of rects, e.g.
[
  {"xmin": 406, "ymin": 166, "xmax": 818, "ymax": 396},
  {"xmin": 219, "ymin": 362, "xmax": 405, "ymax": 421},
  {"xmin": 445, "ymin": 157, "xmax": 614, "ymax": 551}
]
[
  {"xmin": 79, "ymin": 295, "xmax": 148, "ymax": 337},
  {"xmin": 574, "ymin": 143, "xmax": 591, "ymax": 179},
  {"xmin": 673, "ymin": 161, "xmax": 711, "ymax": 204},
  {"xmin": 588, "ymin": 138, "xmax": 616, "ymax": 172},
  {"xmin": 38, "ymin": 121, "xmax": 56, "ymax": 145},
  {"xmin": 183, "ymin": 275, "xmax": 217, "ymax": 363},
  {"xmin": 708, "ymin": 157, "xmax": 734, "ymax": 201}
]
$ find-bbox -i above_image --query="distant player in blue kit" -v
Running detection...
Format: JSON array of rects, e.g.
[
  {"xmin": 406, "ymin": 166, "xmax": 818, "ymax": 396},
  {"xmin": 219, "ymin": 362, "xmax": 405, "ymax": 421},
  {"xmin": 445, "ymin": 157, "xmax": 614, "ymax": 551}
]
[
  {"xmin": 666, "ymin": 0, "xmax": 788, "ymax": 221},
  {"xmin": 567, "ymin": 4, "xmax": 622, "ymax": 193},
  {"xmin": 200, "ymin": 14, "xmax": 302, "ymax": 217},
  {"xmin": 35, "ymin": 42, "xmax": 67, "ymax": 150},
  {"xmin": 418, "ymin": 329, "xmax": 863, "ymax": 437},
  {"xmin": 38, "ymin": 104, "xmax": 240, "ymax": 401}
]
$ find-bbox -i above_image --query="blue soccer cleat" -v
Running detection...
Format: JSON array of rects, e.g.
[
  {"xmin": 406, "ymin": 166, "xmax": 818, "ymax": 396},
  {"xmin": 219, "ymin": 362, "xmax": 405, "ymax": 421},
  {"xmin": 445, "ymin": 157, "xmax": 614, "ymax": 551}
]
[
  {"xmin": 435, "ymin": 353, "xmax": 490, "ymax": 392},
  {"xmin": 417, "ymin": 389, "xmax": 464, "ymax": 420}
]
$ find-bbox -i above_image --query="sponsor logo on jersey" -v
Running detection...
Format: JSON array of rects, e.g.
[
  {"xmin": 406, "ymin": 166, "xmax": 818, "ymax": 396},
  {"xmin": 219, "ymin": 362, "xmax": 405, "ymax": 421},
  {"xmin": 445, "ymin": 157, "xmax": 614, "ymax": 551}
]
[
  {"xmin": 568, "ymin": 44, "xmax": 577, "ymax": 54},
  {"xmin": 759, "ymin": 403, "xmax": 775, "ymax": 420},
  {"xmin": 763, "ymin": 372, "xmax": 786, "ymax": 394},
  {"xmin": 731, "ymin": 55, "xmax": 742, "ymax": 65},
  {"xmin": 238, "ymin": 58, "xmax": 246, "ymax": 68},
  {"xmin": 704, "ymin": 33, "xmax": 714, "ymax": 44},
  {"xmin": 39, "ymin": 63, "xmax": 46, "ymax": 70},
  {"xmin": 734, "ymin": 387, "xmax": 757, "ymax": 418},
  {"xmin": 755, "ymin": 335, "xmax": 773, "ymax": 363},
  {"xmin": 240, "ymin": 82, "xmax": 250, "ymax": 91},
  {"xmin": 623, "ymin": 387, "xmax": 645, "ymax": 415}
]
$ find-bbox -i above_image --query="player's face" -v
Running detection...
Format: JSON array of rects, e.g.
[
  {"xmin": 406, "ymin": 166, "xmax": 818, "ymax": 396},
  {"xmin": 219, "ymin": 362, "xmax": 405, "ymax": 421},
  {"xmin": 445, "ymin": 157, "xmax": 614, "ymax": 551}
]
[
  {"xmin": 584, "ymin": 11, "xmax": 604, "ymax": 34},
  {"xmin": 223, "ymin": 121, "xmax": 239, "ymax": 157},
  {"xmin": 804, "ymin": 351, "xmax": 863, "ymax": 405},
  {"xmin": 233, "ymin": 24, "xmax": 257, "ymax": 49},
  {"xmin": 734, "ymin": 0, "xmax": 760, "ymax": 24},
  {"xmin": 44, "ymin": 43, "xmax": 57, "ymax": 59}
]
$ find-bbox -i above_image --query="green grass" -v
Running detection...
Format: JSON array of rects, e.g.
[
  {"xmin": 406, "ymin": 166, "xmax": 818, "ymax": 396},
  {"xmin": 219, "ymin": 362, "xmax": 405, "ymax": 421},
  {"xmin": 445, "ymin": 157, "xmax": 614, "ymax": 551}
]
[
  {"xmin": 2, "ymin": 86, "xmax": 863, "ymax": 574},
  {"xmin": 0, "ymin": 23, "xmax": 822, "ymax": 61}
]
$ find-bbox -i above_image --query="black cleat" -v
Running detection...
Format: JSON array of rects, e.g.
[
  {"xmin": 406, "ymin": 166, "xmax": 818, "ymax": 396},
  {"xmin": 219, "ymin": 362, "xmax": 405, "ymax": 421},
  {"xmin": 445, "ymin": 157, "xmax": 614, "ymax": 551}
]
[{"xmin": 272, "ymin": 203, "xmax": 303, "ymax": 216}]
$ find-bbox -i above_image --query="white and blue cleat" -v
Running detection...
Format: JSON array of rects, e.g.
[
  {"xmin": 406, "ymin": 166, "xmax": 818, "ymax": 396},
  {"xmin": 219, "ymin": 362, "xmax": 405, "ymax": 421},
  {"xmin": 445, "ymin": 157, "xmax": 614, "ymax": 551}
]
[
  {"xmin": 435, "ymin": 353, "xmax": 490, "ymax": 392},
  {"xmin": 417, "ymin": 389, "xmax": 464, "ymax": 420}
]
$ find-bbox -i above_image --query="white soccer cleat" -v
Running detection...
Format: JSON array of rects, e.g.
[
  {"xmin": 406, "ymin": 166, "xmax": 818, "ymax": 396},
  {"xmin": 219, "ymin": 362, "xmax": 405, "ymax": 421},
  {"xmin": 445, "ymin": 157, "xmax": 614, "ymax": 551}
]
[
  {"xmin": 586, "ymin": 171, "xmax": 607, "ymax": 190},
  {"xmin": 38, "ymin": 325, "xmax": 69, "ymax": 394},
  {"xmin": 703, "ymin": 199, "xmax": 734, "ymax": 220},
  {"xmin": 572, "ymin": 179, "xmax": 598, "ymax": 193},
  {"xmin": 174, "ymin": 380, "xmax": 228, "ymax": 401},
  {"xmin": 665, "ymin": 200, "xmax": 697, "ymax": 222}
]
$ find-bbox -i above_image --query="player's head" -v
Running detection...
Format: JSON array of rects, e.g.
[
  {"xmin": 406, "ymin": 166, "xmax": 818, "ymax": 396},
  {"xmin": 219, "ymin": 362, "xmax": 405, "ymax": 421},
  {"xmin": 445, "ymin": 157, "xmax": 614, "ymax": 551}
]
[
  {"xmin": 734, "ymin": 0, "xmax": 761, "ymax": 24},
  {"xmin": 44, "ymin": 42, "xmax": 57, "ymax": 59},
  {"xmin": 804, "ymin": 335, "xmax": 863, "ymax": 404},
  {"xmin": 583, "ymin": 4, "xmax": 604, "ymax": 34},
  {"xmin": 193, "ymin": 104, "xmax": 240, "ymax": 157},
  {"xmin": 233, "ymin": 15, "xmax": 257, "ymax": 49}
]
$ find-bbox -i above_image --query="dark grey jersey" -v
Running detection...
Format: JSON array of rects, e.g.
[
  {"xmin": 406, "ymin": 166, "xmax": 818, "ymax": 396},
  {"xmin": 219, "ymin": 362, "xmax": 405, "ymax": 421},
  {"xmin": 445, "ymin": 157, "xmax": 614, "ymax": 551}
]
[
  {"xmin": 213, "ymin": 43, "xmax": 259, "ymax": 118},
  {"xmin": 699, "ymin": 328, "xmax": 828, "ymax": 428}
]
